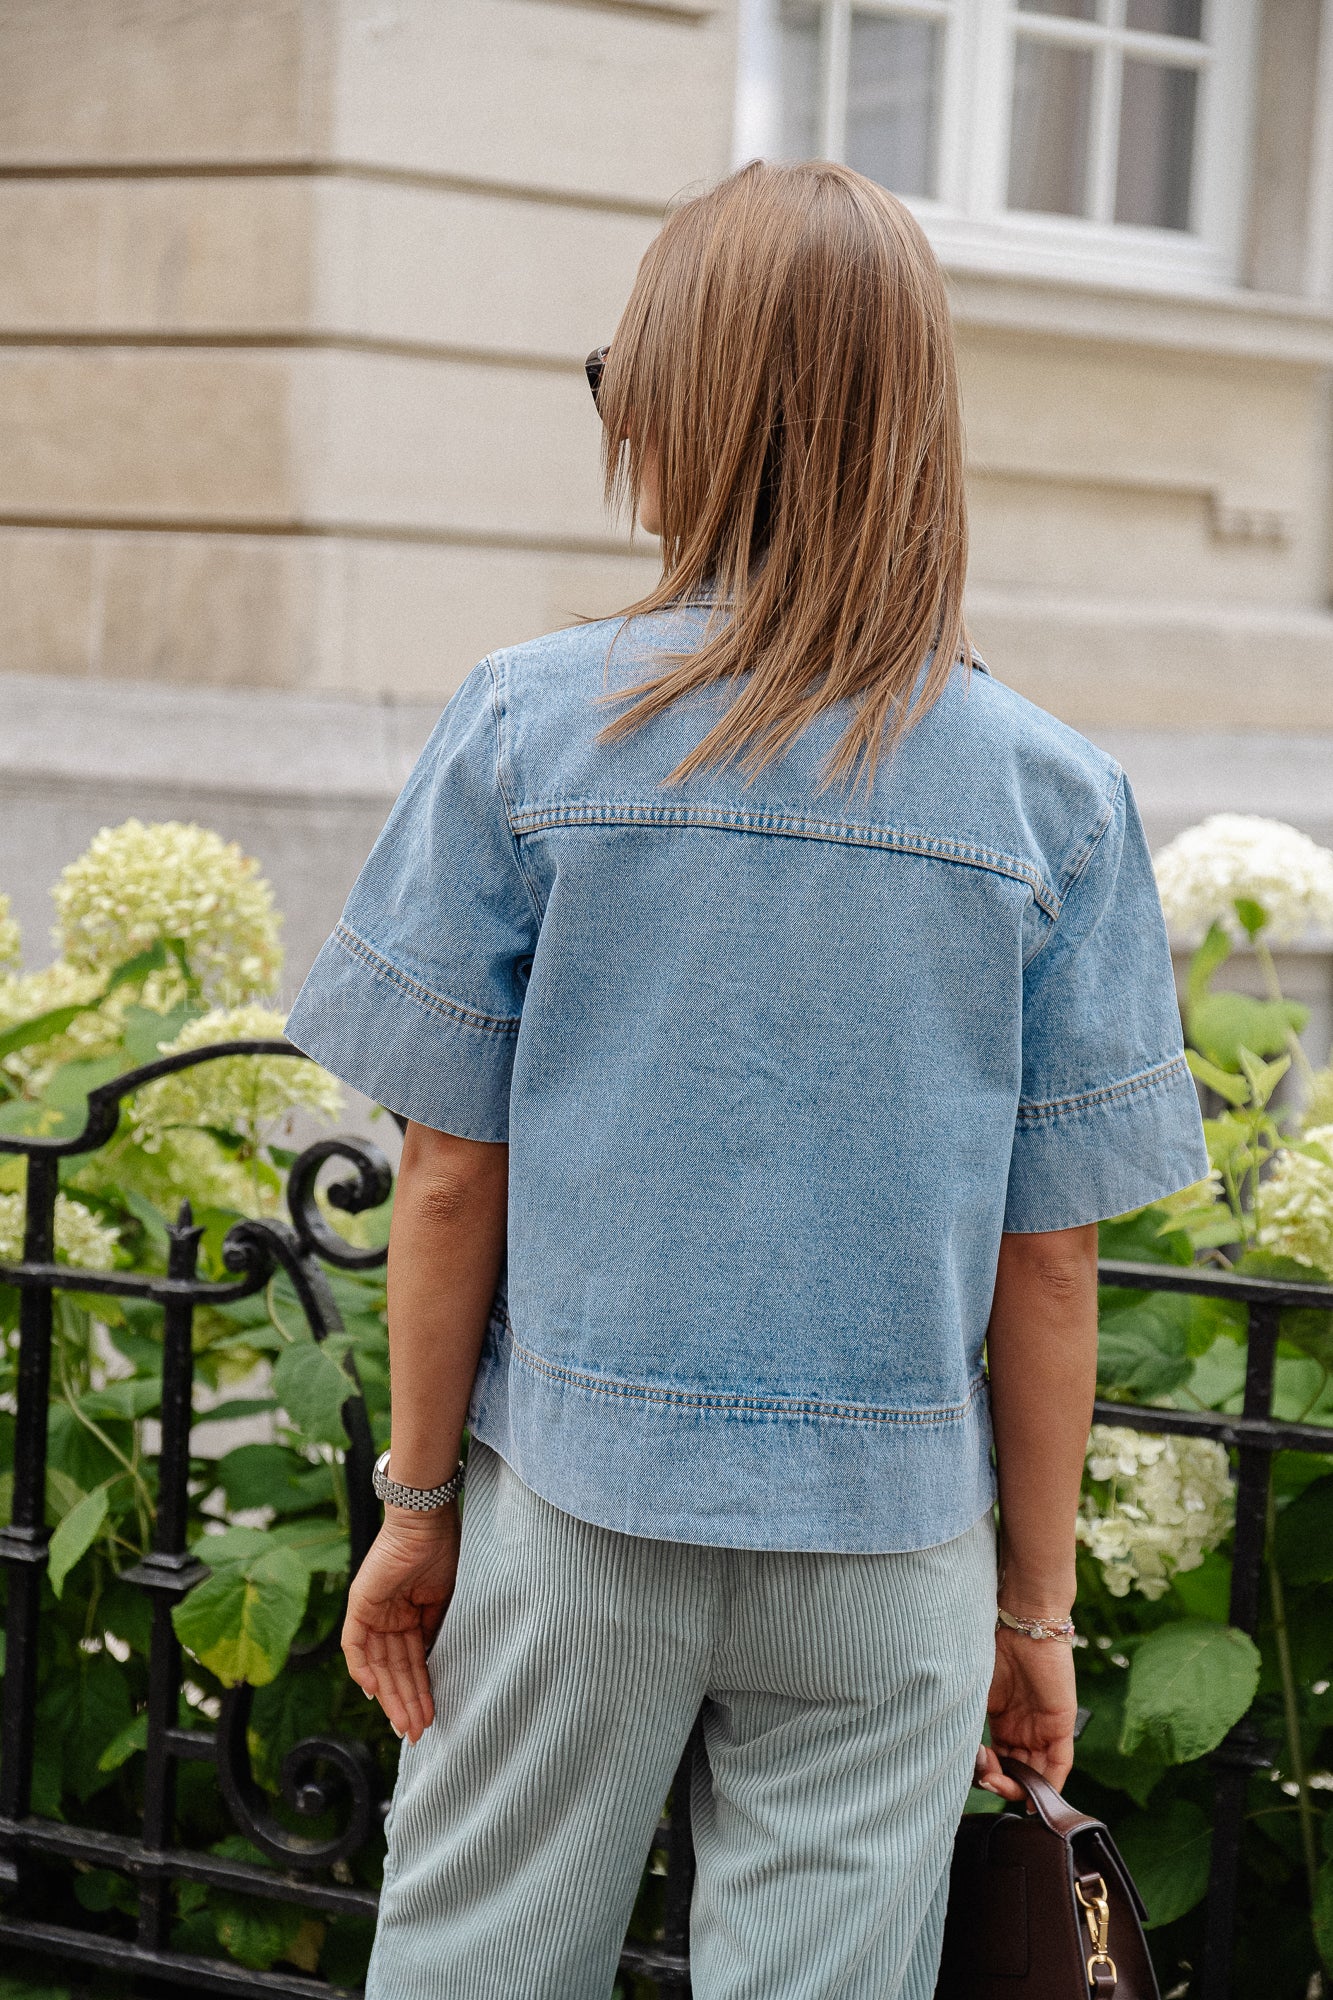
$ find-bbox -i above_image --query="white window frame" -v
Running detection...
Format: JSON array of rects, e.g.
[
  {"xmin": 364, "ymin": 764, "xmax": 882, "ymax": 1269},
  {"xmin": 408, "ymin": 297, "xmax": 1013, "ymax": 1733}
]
[{"xmin": 733, "ymin": 0, "xmax": 1260, "ymax": 294}]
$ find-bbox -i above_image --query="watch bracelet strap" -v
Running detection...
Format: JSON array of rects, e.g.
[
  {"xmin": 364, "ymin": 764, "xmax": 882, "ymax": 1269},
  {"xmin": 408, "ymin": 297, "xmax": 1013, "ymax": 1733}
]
[{"xmin": 372, "ymin": 1451, "xmax": 466, "ymax": 1512}]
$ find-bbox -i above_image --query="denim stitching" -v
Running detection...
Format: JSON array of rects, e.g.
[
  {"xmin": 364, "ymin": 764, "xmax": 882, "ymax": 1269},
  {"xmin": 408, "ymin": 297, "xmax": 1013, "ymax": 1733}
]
[
  {"xmin": 1015, "ymin": 1052, "xmax": 1190, "ymax": 1127},
  {"xmin": 511, "ymin": 802, "xmax": 1059, "ymax": 919},
  {"xmin": 487, "ymin": 656, "xmax": 548, "ymax": 926},
  {"xmin": 332, "ymin": 921, "xmax": 521, "ymax": 1036},
  {"xmin": 506, "ymin": 1328, "xmax": 986, "ymax": 1429},
  {"xmin": 1021, "ymin": 771, "xmax": 1124, "ymax": 974}
]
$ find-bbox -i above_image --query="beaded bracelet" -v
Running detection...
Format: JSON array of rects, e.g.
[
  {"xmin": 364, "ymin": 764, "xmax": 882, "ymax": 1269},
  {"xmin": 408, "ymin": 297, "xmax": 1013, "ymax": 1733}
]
[{"xmin": 996, "ymin": 1607, "xmax": 1077, "ymax": 1643}]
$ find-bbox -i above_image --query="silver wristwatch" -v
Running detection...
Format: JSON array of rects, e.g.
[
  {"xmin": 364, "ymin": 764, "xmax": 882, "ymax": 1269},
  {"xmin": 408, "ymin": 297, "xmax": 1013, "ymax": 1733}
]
[{"xmin": 372, "ymin": 1449, "xmax": 465, "ymax": 1513}]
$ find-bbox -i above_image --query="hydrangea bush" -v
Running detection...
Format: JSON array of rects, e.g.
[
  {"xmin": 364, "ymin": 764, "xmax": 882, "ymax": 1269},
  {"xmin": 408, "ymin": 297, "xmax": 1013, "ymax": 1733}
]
[
  {"xmin": 1052, "ymin": 812, "xmax": 1333, "ymax": 1997},
  {"xmin": 0, "ymin": 822, "xmax": 393, "ymax": 1991}
]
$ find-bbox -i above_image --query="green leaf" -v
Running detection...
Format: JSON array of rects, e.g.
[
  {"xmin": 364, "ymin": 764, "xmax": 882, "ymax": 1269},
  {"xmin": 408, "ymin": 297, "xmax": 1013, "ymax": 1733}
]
[
  {"xmin": 1186, "ymin": 922, "xmax": 1233, "ymax": 1015},
  {"xmin": 173, "ymin": 1545, "xmax": 311, "ymax": 1687},
  {"xmin": 214, "ymin": 1442, "xmax": 335, "ymax": 1517},
  {"xmin": 251, "ymin": 1672, "xmax": 335, "ymax": 1790},
  {"xmin": 272, "ymin": 1336, "xmax": 356, "ymax": 1447},
  {"xmin": 1170, "ymin": 1548, "xmax": 1232, "ymax": 1623},
  {"xmin": 0, "ymin": 941, "xmax": 187, "ymax": 1069},
  {"xmin": 43, "ymin": 1056, "xmax": 125, "ymax": 1109},
  {"xmin": 0, "ymin": 1003, "xmax": 92, "ymax": 1064},
  {"xmin": 1315, "ymin": 1857, "xmax": 1333, "ymax": 1976},
  {"xmin": 78, "ymin": 1378, "xmax": 160, "ymax": 1421},
  {"xmin": 1274, "ymin": 1474, "xmax": 1333, "ymax": 1586},
  {"xmin": 1099, "ymin": 1205, "xmax": 1194, "ymax": 1267},
  {"xmin": 1114, "ymin": 1798, "xmax": 1212, "ymax": 1928},
  {"xmin": 1096, "ymin": 1293, "xmax": 1194, "ymax": 1398},
  {"xmin": 192, "ymin": 1396, "xmax": 279, "ymax": 1427},
  {"xmin": 96, "ymin": 1710, "xmax": 148, "ymax": 1773},
  {"xmin": 1278, "ymin": 1304, "xmax": 1333, "ymax": 1371},
  {"xmin": 265, "ymin": 1516, "xmax": 349, "ymax": 1574},
  {"xmin": 194, "ymin": 1517, "xmax": 346, "ymax": 1576},
  {"xmin": 74, "ymin": 1866, "xmax": 134, "ymax": 1915},
  {"xmin": 0, "ymin": 1096, "xmax": 88, "ymax": 1142},
  {"xmin": 1186, "ymin": 1048, "xmax": 1250, "ymax": 1105},
  {"xmin": 1120, "ymin": 1620, "xmax": 1260, "ymax": 1764},
  {"xmin": 1189, "ymin": 994, "xmax": 1307, "ymax": 1069},
  {"xmin": 120, "ymin": 999, "xmax": 202, "ymax": 1064},
  {"xmin": 212, "ymin": 1893, "xmax": 307, "ymax": 1972},
  {"xmin": 104, "ymin": 938, "xmax": 182, "ymax": 994},
  {"xmin": 1233, "ymin": 896, "xmax": 1269, "ymax": 940},
  {"xmin": 47, "ymin": 1482, "xmax": 109, "ymax": 1598},
  {"xmin": 1072, "ymin": 1678, "xmax": 1165, "ymax": 1806},
  {"xmin": 1237, "ymin": 1046, "xmax": 1290, "ymax": 1110},
  {"xmin": 36, "ymin": 1650, "xmax": 132, "ymax": 1802}
]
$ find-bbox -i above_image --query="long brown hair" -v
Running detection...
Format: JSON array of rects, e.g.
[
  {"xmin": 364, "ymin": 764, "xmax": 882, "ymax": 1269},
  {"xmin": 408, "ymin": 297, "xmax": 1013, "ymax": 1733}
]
[{"xmin": 596, "ymin": 159, "xmax": 971, "ymax": 789}]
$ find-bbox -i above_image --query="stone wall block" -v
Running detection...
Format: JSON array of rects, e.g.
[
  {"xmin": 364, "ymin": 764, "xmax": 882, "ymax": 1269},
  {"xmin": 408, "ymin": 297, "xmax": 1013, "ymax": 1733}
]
[
  {"xmin": 331, "ymin": 0, "xmax": 736, "ymax": 203},
  {"xmin": 0, "ymin": 0, "xmax": 329, "ymax": 164},
  {"xmin": 0, "ymin": 179, "xmax": 317, "ymax": 333},
  {"xmin": 314, "ymin": 180, "xmax": 659, "ymax": 357},
  {"xmin": 0, "ymin": 350, "xmax": 294, "ymax": 518}
]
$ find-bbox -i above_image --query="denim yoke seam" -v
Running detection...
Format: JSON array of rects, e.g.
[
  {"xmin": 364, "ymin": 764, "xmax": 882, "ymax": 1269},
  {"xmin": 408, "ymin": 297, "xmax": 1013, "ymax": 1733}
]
[
  {"xmin": 1019, "ymin": 768, "xmax": 1124, "ymax": 973},
  {"xmin": 331, "ymin": 921, "xmax": 521, "ymax": 1037},
  {"xmin": 1015, "ymin": 1051, "xmax": 1191, "ymax": 1128},
  {"xmin": 487, "ymin": 655, "xmax": 549, "ymax": 925},
  {"xmin": 503, "ymin": 1319, "xmax": 987, "ymax": 1428},
  {"xmin": 509, "ymin": 800, "xmax": 1062, "ymax": 920}
]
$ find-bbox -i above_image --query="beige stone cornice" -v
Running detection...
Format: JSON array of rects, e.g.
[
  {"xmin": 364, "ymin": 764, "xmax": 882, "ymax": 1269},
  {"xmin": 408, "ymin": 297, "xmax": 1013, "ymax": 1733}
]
[{"xmin": 947, "ymin": 263, "xmax": 1333, "ymax": 367}]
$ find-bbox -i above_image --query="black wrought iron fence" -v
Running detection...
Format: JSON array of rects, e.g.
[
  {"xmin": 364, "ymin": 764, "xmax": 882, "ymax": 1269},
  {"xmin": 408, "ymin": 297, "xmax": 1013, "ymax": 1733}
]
[{"xmin": 0, "ymin": 1040, "xmax": 1329, "ymax": 1999}]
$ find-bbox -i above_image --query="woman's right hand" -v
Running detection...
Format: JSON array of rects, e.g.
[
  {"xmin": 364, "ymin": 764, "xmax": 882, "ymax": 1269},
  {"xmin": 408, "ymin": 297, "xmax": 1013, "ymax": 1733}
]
[
  {"xmin": 341, "ymin": 1505, "xmax": 461, "ymax": 1743},
  {"xmin": 974, "ymin": 1626, "xmax": 1079, "ymax": 1802}
]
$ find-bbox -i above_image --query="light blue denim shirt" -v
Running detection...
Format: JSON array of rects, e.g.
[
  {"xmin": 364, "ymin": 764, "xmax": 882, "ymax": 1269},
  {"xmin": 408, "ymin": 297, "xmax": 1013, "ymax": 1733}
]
[{"xmin": 286, "ymin": 608, "xmax": 1207, "ymax": 1554}]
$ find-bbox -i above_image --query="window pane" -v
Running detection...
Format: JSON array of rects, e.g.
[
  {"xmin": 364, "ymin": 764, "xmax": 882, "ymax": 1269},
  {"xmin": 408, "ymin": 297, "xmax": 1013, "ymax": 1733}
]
[
  {"xmin": 1018, "ymin": 0, "xmax": 1099, "ymax": 21},
  {"xmin": 1115, "ymin": 59, "xmax": 1197, "ymax": 228},
  {"xmin": 845, "ymin": 12, "xmax": 941, "ymax": 197},
  {"xmin": 778, "ymin": 1, "xmax": 822, "ymax": 159},
  {"xmin": 1126, "ymin": 0, "xmax": 1203, "ymax": 36},
  {"xmin": 1007, "ymin": 39, "xmax": 1094, "ymax": 216}
]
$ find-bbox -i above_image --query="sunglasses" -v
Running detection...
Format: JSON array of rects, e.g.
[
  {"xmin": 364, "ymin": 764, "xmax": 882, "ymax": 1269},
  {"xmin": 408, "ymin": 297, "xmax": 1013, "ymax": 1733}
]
[{"xmin": 585, "ymin": 345, "xmax": 609, "ymax": 409}]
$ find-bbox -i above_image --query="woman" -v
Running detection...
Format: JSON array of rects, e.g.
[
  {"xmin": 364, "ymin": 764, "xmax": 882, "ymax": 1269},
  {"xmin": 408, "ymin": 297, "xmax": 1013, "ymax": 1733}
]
[{"xmin": 286, "ymin": 161, "xmax": 1206, "ymax": 2000}]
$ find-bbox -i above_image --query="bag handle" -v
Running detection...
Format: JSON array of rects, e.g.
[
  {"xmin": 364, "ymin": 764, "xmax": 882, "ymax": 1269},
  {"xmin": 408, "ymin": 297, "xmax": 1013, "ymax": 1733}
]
[{"xmin": 998, "ymin": 1755, "xmax": 1106, "ymax": 1840}]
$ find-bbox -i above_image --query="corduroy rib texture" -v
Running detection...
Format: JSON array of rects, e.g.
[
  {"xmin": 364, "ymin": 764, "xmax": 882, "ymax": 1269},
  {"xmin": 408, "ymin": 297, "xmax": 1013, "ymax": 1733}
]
[{"xmin": 366, "ymin": 1445, "xmax": 997, "ymax": 2000}]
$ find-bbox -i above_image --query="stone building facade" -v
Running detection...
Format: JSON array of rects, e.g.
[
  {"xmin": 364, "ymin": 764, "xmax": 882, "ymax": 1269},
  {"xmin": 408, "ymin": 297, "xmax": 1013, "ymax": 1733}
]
[{"xmin": 0, "ymin": 0, "xmax": 1330, "ymax": 1024}]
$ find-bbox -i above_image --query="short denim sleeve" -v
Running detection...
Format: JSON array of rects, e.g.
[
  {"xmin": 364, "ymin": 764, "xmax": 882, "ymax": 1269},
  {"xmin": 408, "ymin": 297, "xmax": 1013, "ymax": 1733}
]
[
  {"xmin": 1004, "ymin": 774, "xmax": 1207, "ymax": 1234},
  {"xmin": 284, "ymin": 661, "xmax": 538, "ymax": 1141}
]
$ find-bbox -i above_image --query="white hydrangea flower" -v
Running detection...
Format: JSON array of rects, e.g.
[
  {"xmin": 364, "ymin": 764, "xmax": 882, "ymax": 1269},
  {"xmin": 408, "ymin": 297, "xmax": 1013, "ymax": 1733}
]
[
  {"xmin": 52, "ymin": 821, "xmax": 282, "ymax": 1001},
  {"xmin": 1153, "ymin": 814, "xmax": 1333, "ymax": 946},
  {"xmin": 1078, "ymin": 1425, "xmax": 1234, "ymax": 1600},
  {"xmin": 0, "ymin": 894, "xmax": 20, "ymax": 971},
  {"xmin": 0, "ymin": 1191, "xmax": 119, "ymax": 1272},
  {"xmin": 1257, "ymin": 1127, "xmax": 1333, "ymax": 1275},
  {"xmin": 132, "ymin": 1006, "xmax": 342, "ymax": 1150}
]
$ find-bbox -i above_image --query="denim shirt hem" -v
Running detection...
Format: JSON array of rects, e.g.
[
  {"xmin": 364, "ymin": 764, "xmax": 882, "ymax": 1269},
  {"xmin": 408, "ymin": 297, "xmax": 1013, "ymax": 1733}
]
[{"xmin": 466, "ymin": 1312, "xmax": 998, "ymax": 1555}]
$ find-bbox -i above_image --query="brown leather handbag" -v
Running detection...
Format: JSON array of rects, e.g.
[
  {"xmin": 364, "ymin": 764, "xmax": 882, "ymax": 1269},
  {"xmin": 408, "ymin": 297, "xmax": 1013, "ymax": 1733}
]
[{"xmin": 935, "ymin": 1757, "xmax": 1160, "ymax": 1999}]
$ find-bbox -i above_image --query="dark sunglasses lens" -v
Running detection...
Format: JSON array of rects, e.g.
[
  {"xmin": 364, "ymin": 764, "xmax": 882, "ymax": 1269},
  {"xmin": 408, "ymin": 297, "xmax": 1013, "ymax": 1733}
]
[{"xmin": 585, "ymin": 346, "xmax": 608, "ymax": 407}]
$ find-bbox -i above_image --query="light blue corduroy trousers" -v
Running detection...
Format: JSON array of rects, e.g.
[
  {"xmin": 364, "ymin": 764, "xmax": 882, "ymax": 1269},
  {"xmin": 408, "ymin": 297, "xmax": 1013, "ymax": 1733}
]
[{"xmin": 365, "ymin": 1444, "xmax": 997, "ymax": 2000}]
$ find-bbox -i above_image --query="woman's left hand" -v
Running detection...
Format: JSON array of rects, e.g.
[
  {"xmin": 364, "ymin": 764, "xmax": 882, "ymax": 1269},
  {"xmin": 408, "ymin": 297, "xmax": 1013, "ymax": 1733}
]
[
  {"xmin": 341, "ymin": 1506, "xmax": 461, "ymax": 1742},
  {"xmin": 974, "ymin": 1625, "xmax": 1079, "ymax": 1802}
]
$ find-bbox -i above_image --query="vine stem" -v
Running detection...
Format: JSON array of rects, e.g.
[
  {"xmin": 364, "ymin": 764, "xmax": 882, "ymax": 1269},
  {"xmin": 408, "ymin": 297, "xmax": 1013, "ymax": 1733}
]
[{"xmin": 1266, "ymin": 1485, "xmax": 1320, "ymax": 1907}]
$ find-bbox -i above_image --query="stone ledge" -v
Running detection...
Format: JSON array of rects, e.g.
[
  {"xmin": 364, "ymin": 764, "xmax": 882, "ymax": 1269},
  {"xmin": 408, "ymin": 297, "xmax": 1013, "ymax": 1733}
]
[{"xmin": 0, "ymin": 670, "xmax": 438, "ymax": 803}]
